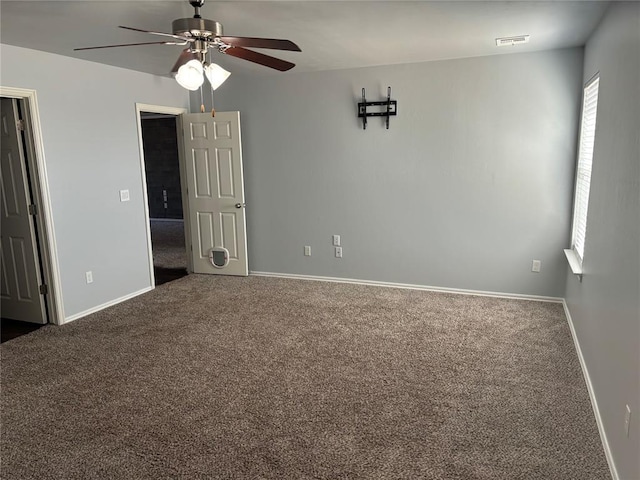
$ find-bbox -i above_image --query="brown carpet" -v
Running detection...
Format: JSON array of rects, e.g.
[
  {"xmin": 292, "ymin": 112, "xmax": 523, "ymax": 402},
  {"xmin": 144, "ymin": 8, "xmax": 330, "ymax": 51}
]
[
  {"xmin": 0, "ymin": 275, "xmax": 610, "ymax": 479},
  {"xmin": 150, "ymin": 219, "xmax": 187, "ymax": 270},
  {"xmin": 150, "ymin": 219, "xmax": 188, "ymax": 286},
  {"xmin": 0, "ymin": 318, "xmax": 44, "ymax": 343}
]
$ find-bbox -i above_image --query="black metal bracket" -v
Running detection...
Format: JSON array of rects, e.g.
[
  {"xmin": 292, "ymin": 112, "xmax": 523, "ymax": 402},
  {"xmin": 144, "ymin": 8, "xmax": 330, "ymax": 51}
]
[{"xmin": 358, "ymin": 86, "xmax": 397, "ymax": 130}]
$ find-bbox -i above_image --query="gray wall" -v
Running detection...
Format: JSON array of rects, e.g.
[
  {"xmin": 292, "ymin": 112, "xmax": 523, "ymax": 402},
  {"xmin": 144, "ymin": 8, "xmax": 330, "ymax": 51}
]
[
  {"xmin": 214, "ymin": 48, "xmax": 584, "ymax": 297},
  {"xmin": 0, "ymin": 44, "xmax": 189, "ymax": 320},
  {"xmin": 564, "ymin": 3, "xmax": 640, "ymax": 479}
]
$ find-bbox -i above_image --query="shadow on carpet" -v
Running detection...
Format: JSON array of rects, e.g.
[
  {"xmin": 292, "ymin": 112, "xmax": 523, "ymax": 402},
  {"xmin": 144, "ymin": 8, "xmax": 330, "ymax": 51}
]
[{"xmin": 153, "ymin": 266, "xmax": 188, "ymax": 286}]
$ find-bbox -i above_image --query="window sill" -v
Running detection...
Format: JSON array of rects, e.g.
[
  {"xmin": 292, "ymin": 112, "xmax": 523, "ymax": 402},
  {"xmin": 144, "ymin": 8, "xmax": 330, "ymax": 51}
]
[{"xmin": 564, "ymin": 249, "xmax": 583, "ymax": 281}]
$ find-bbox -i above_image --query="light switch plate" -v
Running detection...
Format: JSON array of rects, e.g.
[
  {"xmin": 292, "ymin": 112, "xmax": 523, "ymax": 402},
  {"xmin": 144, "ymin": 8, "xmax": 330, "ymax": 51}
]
[{"xmin": 120, "ymin": 189, "xmax": 130, "ymax": 202}]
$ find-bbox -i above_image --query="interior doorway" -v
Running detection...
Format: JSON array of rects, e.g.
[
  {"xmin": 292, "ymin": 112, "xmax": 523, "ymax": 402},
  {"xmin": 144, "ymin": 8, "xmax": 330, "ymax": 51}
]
[
  {"xmin": 1, "ymin": 96, "xmax": 48, "ymax": 328},
  {"xmin": 0, "ymin": 87, "xmax": 63, "ymax": 339},
  {"xmin": 136, "ymin": 104, "xmax": 189, "ymax": 287}
]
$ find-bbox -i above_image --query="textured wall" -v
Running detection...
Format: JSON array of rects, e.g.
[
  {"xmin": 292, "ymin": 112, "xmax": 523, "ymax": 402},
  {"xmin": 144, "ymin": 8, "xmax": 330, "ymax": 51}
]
[
  {"xmin": 0, "ymin": 44, "xmax": 189, "ymax": 320},
  {"xmin": 564, "ymin": 3, "xmax": 640, "ymax": 479},
  {"xmin": 141, "ymin": 117, "xmax": 183, "ymax": 219},
  {"xmin": 213, "ymin": 48, "xmax": 584, "ymax": 297}
]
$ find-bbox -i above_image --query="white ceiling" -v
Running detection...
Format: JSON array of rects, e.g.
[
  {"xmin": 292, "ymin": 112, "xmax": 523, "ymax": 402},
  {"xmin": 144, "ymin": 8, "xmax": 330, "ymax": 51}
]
[{"xmin": 0, "ymin": 1, "xmax": 609, "ymax": 77}]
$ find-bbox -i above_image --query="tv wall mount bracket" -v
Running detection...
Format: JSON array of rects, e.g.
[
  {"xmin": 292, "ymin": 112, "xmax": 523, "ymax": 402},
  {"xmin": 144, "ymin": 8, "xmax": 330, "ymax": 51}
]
[{"xmin": 358, "ymin": 86, "xmax": 397, "ymax": 130}]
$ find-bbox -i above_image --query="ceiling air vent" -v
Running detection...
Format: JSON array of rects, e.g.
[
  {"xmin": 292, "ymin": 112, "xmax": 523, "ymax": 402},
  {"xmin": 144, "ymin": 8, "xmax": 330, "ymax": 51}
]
[{"xmin": 495, "ymin": 35, "xmax": 530, "ymax": 47}]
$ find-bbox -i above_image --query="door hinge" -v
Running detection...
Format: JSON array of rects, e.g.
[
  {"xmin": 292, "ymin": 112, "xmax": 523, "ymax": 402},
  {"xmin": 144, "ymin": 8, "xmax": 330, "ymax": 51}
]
[
  {"xmin": 39, "ymin": 284, "xmax": 48, "ymax": 295},
  {"xmin": 28, "ymin": 204, "xmax": 37, "ymax": 215},
  {"xmin": 16, "ymin": 119, "xmax": 25, "ymax": 131}
]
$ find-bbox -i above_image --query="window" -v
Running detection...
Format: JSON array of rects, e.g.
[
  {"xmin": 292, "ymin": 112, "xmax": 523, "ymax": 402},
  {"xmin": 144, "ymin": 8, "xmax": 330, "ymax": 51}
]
[{"xmin": 570, "ymin": 75, "xmax": 600, "ymax": 265}]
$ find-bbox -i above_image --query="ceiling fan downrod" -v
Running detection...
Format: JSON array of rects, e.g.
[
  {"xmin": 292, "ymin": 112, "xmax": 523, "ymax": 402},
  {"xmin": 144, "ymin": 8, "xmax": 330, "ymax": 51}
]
[{"xmin": 189, "ymin": 0, "xmax": 206, "ymax": 19}]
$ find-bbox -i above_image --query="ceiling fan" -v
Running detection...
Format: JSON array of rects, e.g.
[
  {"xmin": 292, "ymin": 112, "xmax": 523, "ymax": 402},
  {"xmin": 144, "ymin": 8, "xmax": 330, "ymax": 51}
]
[{"xmin": 75, "ymin": 0, "xmax": 301, "ymax": 90}]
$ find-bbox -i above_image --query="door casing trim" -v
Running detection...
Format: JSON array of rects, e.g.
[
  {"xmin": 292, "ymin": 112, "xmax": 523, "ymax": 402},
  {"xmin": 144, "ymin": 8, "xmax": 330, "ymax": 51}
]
[{"xmin": 1, "ymin": 86, "xmax": 64, "ymax": 324}]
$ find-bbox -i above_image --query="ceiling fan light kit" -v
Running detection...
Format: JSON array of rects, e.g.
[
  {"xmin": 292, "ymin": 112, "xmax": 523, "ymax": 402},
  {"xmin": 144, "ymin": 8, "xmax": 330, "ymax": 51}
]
[
  {"xmin": 175, "ymin": 59, "xmax": 205, "ymax": 90},
  {"xmin": 204, "ymin": 63, "xmax": 231, "ymax": 90},
  {"xmin": 74, "ymin": 0, "xmax": 301, "ymax": 91},
  {"xmin": 174, "ymin": 58, "xmax": 230, "ymax": 91}
]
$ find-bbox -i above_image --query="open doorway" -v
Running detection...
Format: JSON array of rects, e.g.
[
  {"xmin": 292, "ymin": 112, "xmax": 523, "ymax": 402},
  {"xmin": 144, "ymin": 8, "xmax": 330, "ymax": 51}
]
[
  {"xmin": 1, "ymin": 87, "xmax": 64, "ymax": 340},
  {"xmin": 1, "ymin": 96, "xmax": 48, "ymax": 337},
  {"xmin": 137, "ymin": 105, "xmax": 249, "ymax": 285},
  {"xmin": 137, "ymin": 106, "xmax": 189, "ymax": 287}
]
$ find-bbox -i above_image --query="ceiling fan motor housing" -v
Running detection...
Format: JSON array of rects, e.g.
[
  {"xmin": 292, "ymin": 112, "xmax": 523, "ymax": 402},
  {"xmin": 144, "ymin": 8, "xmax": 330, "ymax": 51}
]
[{"xmin": 172, "ymin": 18, "xmax": 223, "ymax": 39}]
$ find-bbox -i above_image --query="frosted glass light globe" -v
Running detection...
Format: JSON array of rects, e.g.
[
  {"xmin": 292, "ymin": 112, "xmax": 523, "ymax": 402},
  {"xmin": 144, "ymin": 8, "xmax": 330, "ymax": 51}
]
[
  {"xmin": 175, "ymin": 60, "xmax": 204, "ymax": 91},
  {"xmin": 204, "ymin": 63, "xmax": 231, "ymax": 90}
]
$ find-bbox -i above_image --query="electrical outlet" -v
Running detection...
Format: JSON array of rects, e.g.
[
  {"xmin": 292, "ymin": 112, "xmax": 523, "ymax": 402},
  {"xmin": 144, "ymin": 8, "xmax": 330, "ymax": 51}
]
[
  {"xmin": 625, "ymin": 405, "xmax": 631, "ymax": 438},
  {"xmin": 532, "ymin": 260, "xmax": 541, "ymax": 272},
  {"xmin": 332, "ymin": 235, "xmax": 341, "ymax": 246},
  {"xmin": 335, "ymin": 246, "xmax": 342, "ymax": 258},
  {"xmin": 119, "ymin": 189, "xmax": 130, "ymax": 202},
  {"xmin": 86, "ymin": 271, "xmax": 93, "ymax": 284},
  {"xmin": 304, "ymin": 245, "xmax": 311, "ymax": 256}
]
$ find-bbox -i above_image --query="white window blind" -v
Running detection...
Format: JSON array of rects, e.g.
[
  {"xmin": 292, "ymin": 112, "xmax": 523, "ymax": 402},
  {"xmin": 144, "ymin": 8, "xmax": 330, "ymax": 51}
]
[{"xmin": 571, "ymin": 76, "xmax": 600, "ymax": 263}]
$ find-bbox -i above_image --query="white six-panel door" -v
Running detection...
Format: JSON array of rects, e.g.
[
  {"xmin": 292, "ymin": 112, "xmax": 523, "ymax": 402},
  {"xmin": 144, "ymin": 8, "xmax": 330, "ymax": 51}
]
[
  {"xmin": 182, "ymin": 111, "xmax": 248, "ymax": 276},
  {"xmin": 0, "ymin": 98, "xmax": 47, "ymax": 323}
]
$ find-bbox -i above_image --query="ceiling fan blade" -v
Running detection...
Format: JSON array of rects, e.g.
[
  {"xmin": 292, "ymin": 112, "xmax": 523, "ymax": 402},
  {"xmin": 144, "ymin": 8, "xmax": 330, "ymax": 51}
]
[
  {"xmin": 219, "ymin": 37, "xmax": 301, "ymax": 52},
  {"xmin": 171, "ymin": 49, "xmax": 199, "ymax": 73},
  {"xmin": 119, "ymin": 26, "xmax": 190, "ymax": 42},
  {"xmin": 223, "ymin": 46, "xmax": 295, "ymax": 72},
  {"xmin": 74, "ymin": 41, "xmax": 180, "ymax": 51}
]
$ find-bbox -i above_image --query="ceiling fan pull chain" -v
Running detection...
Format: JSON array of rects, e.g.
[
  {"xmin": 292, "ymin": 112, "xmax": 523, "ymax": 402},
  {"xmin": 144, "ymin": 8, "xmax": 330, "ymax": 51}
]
[
  {"xmin": 209, "ymin": 51, "xmax": 216, "ymax": 117},
  {"xmin": 210, "ymin": 88, "xmax": 216, "ymax": 118},
  {"xmin": 200, "ymin": 84, "xmax": 205, "ymax": 113}
]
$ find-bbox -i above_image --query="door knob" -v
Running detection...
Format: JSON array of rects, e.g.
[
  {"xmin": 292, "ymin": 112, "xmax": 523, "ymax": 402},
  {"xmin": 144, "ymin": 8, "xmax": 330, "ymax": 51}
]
[{"xmin": 235, "ymin": 203, "xmax": 246, "ymax": 209}]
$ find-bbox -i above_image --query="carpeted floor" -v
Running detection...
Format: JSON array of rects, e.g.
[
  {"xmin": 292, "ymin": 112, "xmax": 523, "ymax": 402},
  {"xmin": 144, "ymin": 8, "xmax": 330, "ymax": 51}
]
[
  {"xmin": 0, "ymin": 275, "xmax": 610, "ymax": 479},
  {"xmin": 0, "ymin": 318, "xmax": 44, "ymax": 344},
  {"xmin": 150, "ymin": 219, "xmax": 187, "ymax": 271},
  {"xmin": 150, "ymin": 219, "xmax": 188, "ymax": 286}
]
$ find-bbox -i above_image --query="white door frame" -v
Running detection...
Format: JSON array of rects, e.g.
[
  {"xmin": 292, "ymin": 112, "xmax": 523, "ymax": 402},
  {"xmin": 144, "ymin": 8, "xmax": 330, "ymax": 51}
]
[
  {"xmin": 135, "ymin": 103, "xmax": 190, "ymax": 288},
  {"xmin": 0, "ymin": 86, "xmax": 64, "ymax": 325}
]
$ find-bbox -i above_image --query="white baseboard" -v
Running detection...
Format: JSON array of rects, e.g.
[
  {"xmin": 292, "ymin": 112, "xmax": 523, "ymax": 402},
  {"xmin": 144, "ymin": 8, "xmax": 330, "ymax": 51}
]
[
  {"xmin": 62, "ymin": 286, "xmax": 154, "ymax": 324},
  {"xmin": 562, "ymin": 300, "xmax": 619, "ymax": 480},
  {"xmin": 249, "ymin": 271, "xmax": 563, "ymax": 303}
]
